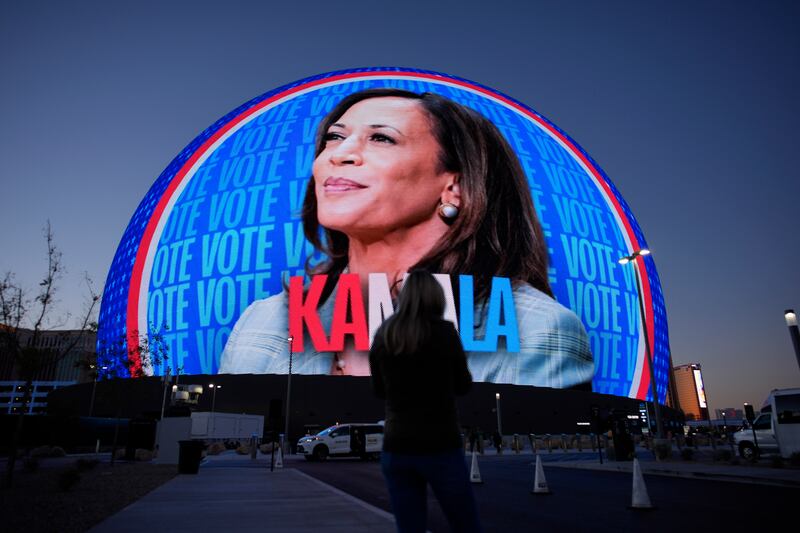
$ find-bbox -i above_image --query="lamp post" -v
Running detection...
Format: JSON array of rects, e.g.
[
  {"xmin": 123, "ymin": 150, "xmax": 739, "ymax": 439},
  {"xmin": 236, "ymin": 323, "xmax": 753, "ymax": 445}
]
[
  {"xmin": 283, "ymin": 336, "xmax": 294, "ymax": 454},
  {"xmin": 88, "ymin": 365, "xmax": 108, "ymax": 417},
  {"xmin": 618, "ymin": 248, "xmax": 664, "ymax": 439},
  {"xmin": 209, "ymin": 383, "xmax": 221, "ymax": 435},
  {"xmin": 495, "ymin": 392, "xmax": 502, "ymax": 437},
  {"xmin": 785, "ymin": 309, "xmax": 800, "ymax": 372},
  {"xmin": 159, "ymin": 367, "xmax": 171, "ymax": 422},
  {"xmin": 153, "ymin": 367, "xmax": 172, "ymax": 452}
]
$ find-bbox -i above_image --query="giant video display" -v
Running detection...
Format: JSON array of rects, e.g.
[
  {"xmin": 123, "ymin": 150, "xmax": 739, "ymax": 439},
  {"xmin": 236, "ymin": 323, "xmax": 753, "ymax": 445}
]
[{"xmin": 97, "ymin": 68, "xmax": 671, "ymax": 402}]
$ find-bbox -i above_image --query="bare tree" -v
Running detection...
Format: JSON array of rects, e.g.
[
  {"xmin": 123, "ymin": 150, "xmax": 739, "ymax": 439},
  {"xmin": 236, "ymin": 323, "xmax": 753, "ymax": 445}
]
[
  {"xmin": 1, "ymin": 222, "xmax": 100, "ymax": 488},
  {"xmin": 86, "ymin": 325, "xmax": 170, "ymax": 466}
]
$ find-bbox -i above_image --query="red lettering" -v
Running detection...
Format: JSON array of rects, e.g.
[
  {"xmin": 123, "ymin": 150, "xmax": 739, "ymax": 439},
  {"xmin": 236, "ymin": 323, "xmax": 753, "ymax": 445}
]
[
  {"xmin": 328, "ymin": 273, "xmax": 369, "ymax": 351},
  {"xmin": 288, "ymin": 275, "xmax": 330, "ymax": 352}
]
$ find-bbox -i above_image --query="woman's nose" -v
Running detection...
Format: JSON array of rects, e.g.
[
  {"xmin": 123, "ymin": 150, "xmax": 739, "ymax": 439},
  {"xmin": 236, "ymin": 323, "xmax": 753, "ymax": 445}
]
[{"xmin": 329, "ymin": 137, "xmax": 363, "ymax": 165}]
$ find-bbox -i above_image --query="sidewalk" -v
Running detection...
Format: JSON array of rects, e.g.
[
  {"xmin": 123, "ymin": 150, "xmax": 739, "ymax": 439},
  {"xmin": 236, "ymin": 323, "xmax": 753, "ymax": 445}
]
[{"xmin": 89, "ymin": 456, "xmax": 395, "ymax": 533}]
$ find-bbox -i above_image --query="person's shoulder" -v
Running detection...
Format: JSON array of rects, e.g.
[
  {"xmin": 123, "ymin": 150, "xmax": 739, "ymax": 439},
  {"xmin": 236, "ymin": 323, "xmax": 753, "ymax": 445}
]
[
  {"xmin": 512, "ymin": 284, "xmax": 585, "ymax": 333},
  {"xmin": 235, "ymin": 291, "xmax": 288, "ymax": 326}
]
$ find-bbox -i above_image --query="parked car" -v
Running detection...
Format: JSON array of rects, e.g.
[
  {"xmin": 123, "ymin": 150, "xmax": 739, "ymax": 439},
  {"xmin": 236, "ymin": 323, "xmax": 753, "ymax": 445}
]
[{"xmin": 297, "ymin": 423, "xmax": 384, "ymax": 461}]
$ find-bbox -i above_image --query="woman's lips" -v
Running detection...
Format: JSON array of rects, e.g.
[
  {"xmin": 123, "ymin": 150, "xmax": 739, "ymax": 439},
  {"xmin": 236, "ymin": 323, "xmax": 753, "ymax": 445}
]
[{"xmin": 323, "ymin": 177, "xmax": 368, "ymax": 192}]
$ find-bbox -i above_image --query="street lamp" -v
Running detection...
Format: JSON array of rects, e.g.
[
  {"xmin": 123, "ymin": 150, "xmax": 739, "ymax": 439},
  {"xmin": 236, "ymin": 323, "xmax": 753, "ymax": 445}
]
[
  {"xmin": 283, "ymin": 336, "xmax": 294, "ymax": 454},
  {"xmin": 618, "ymin": 248, "xmax": 664, "ymax": 439},
  {"xmin": 88, "ymin": 365, "xmax": 108, "ymax": 417},
  {"xmin": 159, "ymin": 367, "xmax": 172, "ymax": 422},
  {"xmin": 209, "ymin": 383, "xmax": 221, "ymax": 435},
  {"xmin": 495, "ymin": 392, "xmax": 502, "ymax": 436},
  {"xmin": 784, "ymin": 309, "xmax": 800, "ymax": 372}
]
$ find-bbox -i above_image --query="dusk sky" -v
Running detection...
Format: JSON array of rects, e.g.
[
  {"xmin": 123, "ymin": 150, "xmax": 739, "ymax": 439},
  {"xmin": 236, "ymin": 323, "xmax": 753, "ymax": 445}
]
[{"xmin": 1, "ymin": 1, "xmax": 798, "ymax": 412}]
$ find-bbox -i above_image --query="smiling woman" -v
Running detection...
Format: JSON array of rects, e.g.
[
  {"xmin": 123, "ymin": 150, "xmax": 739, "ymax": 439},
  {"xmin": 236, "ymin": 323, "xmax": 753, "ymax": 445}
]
[{"xmin": 218, "ymin": 88, "xmax": 594, "ymax": 388}]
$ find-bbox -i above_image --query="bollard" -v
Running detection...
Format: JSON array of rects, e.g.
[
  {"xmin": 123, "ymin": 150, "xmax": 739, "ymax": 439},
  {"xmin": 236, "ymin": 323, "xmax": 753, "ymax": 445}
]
[
  {"xmin": 513, "ymin": 434, "xmax": 520, "ymax": 453},
  {"xmin": 590, "ymin": 433, "xmax": 596, "ymax": 452},
  {"xmin": 546, "ymin": 434, "xmax": 553, "ymax": 453},
  {"xmin": 250, "ymin": 436, "xmax": 258, "ymax": 460},
  {"xmin": 561, "ymin": 434, "xmax": 568, "ymax": 452},
  {"xmin": 576, "ymin": 433, "xmax": 583, "ymax": 452},
  {"xmin": 529, "ymin": 433, "xmax": 537, "ymax": 453}
]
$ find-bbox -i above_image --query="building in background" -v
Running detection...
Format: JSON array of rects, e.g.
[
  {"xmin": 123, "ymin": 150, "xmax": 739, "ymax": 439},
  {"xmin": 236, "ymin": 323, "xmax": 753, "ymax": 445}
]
[
  {"xmin": 0, "ymin": 327, "xmax": 95, "ymax": 382},
  {"xmin": 0, "ymin": 381, "xmax": 77, "ymax": 415},
  {"xmin": 673, "ymin": 363, "xmax": 709, "ymax": 421},
  {"xmin": 0, "ymin": 327, "xmax": 95, "ymax": 414}
]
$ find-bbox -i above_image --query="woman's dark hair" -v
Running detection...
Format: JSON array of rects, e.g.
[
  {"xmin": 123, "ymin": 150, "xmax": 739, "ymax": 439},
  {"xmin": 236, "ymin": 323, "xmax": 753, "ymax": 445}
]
[
  {"xmin": 301, "ymin": 88, "xmax": 552, "ymax": 304},
  {"xmin": 379, "ymin": 270, "xmax": 446, "ymax": 356}
]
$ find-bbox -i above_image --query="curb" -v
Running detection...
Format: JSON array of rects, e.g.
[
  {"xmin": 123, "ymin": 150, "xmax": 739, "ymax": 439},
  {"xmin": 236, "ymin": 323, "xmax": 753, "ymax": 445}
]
[{"xmin": 545, "ymin": 461, "xmax": 800, "ymax": 488}]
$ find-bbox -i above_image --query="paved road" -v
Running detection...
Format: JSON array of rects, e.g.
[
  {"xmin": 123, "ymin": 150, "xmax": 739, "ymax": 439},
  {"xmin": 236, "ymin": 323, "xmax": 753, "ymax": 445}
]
[{"xmin": 293, "ymin": 454, "xmax": 797, "ymax": 532}]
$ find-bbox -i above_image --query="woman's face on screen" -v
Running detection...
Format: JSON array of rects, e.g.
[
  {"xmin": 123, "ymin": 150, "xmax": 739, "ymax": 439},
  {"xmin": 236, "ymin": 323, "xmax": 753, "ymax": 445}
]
[{"xmin": 312, "ymin": 97, "xmax": 455, "ymax": 241}]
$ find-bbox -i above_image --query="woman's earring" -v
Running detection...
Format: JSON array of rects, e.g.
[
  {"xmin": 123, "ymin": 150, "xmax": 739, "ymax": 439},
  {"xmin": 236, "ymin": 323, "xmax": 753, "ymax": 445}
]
[{"xmin": 438, "ymin": 202, "xmax": 459, "ymax": 220}]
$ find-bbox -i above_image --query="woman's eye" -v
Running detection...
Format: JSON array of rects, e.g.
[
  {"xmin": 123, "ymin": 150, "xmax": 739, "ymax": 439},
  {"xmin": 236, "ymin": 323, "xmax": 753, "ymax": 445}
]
[
  {"xmin": 370, "ymin": 133, "xmax": 396, "ymax": 144},
  {"xmin": 323, "ymin": 132, "xmax": 344, "ymax": 143}
]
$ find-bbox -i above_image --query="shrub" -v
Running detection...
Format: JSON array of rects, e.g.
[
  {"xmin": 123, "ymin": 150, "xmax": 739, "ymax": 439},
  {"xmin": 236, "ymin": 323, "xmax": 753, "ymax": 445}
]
[
  {"xmin": 654, "ymin": 442, "xmax": 671, "ymax": 460},
  {"xmin": 114, "ymin": 448, "xmax": 126, "ymax": 460},
  {"xmin": 58, "ymin": 468, "xmax": 82, "ymax": 492},
  {"xmin": 681, "ymin": 448, "xmax": 694, "ymax": 461},
  {"xmin": 713, "ymin": 449, "xmax": 732, "ymax": 462},
  {"xmin": 135, "ymin": 449, "xmax": 154, "ymax": 461},
  {"xmin": 29, "ymin": 445, "xmax": 66, "ymax": 458},
  {"xmin": 207, "ymin": 442, "xmax": 226, "ymax": 455},
  {"xmin": 235, "ymin": 445, "xmax": 250, "ymax": 455},
  {"xmin": 50, "ymin": 446, "xmax": 66, "ymax": 457},
  {"xmin": 259, "ymin": 442, "xmax": 277, "ymax": 454},
  {"xmin": 30, "ymin": 446, "xmax": 53, "ymax": 458},
  {"xmin": 76, "ymin": 458, "xmax": 99, "ymax": 471}
]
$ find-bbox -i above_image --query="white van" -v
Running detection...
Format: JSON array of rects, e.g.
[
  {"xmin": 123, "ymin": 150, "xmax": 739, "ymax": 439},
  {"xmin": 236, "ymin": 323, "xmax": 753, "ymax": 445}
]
[
  {"xmin": 297, "ymin": 423, "xmax": 384, "ymax": 461},
  {"xmin": 733, "ymin": 412, "xmax": 778, "ymax": 460},
  {"xmin": 734, "ymin": 388, "xmax": 800, "ymax": 460}
]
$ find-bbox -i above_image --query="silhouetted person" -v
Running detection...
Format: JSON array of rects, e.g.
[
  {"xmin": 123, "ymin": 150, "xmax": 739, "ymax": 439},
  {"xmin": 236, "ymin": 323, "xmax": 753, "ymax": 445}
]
[{"xmin": 370, "ymin": 271, "xmax": 482, "ymax": 533}]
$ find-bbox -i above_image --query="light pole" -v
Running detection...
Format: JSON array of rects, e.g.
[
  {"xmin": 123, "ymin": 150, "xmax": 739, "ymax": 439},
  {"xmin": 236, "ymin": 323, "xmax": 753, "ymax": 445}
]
[
  {"xmin": 784, "ymin": 309, "xmax": 800, "ymax": 372},
  {"xmin": 88, "ymin": 365, "xmax": 108, "ymax": 417},
  {"xmin": 154, "ymin": 367, "xmax": 172, "ymax": 452},
  {"xmin": 495, "ymin": 392, "xmax": 502, "ymax": 437},
  {"xmin": 283, "ymin": 336, "xmax": 294, "ymax": 454},
  {"xmin": 159, "ymin": 367, "xmax": 172, "ymax": 422},
  {"xmin": 618, "ymin": 248, "xmax": 664, "ymax": 439},
  {"xmin": 209, "ymin": 383, "xmax": 221, "ymax": 435}
]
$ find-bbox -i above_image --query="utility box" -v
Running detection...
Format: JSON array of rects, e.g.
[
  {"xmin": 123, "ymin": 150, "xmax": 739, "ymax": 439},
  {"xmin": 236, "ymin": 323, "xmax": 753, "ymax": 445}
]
[{"xmin": 155, "ymin": 417, "xmax": 192, "ymax": 464}]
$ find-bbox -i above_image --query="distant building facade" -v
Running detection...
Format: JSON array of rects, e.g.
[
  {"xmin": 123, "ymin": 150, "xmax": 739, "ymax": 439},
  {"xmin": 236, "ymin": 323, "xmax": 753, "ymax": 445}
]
[
  {"xmin": 0, "ymin": 326, "xmax": 95, "ymax": 415},
  {"xmin": 0, "ymin": 381, "xmax": 77, "ymax": 415},
  {"xmin": 673, "ymin": 363, "xmax": 709, "ymax": 421},
  {"xmin": 0, "ymin": 326, "xmax": 96, "ymax": 382}
]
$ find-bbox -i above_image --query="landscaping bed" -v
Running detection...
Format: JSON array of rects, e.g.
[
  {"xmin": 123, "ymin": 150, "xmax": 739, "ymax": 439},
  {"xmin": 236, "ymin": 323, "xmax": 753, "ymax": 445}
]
[{"xmin": 1, "ymin": 460, "xmax": 177, "ymax": 533}]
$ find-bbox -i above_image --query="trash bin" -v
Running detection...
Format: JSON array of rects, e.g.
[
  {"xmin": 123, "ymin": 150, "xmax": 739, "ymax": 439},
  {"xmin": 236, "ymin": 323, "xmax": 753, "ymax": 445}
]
[{"xmin": 178, "ymin": 440, "xmax": 204, "ymax": 474}]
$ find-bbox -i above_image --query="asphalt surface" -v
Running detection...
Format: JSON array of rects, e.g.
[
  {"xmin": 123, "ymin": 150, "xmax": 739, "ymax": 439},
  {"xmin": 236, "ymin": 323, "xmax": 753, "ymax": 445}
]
[{"xmin": 294, "ymin": 454, "xmax": 798, "ymax": 532}]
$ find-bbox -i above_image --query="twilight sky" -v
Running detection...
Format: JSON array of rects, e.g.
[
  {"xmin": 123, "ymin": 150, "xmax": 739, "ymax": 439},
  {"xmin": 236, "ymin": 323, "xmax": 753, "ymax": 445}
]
[{"xmin": 1, "ymin": 0, "xmax": 798, "ymax": 412}]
